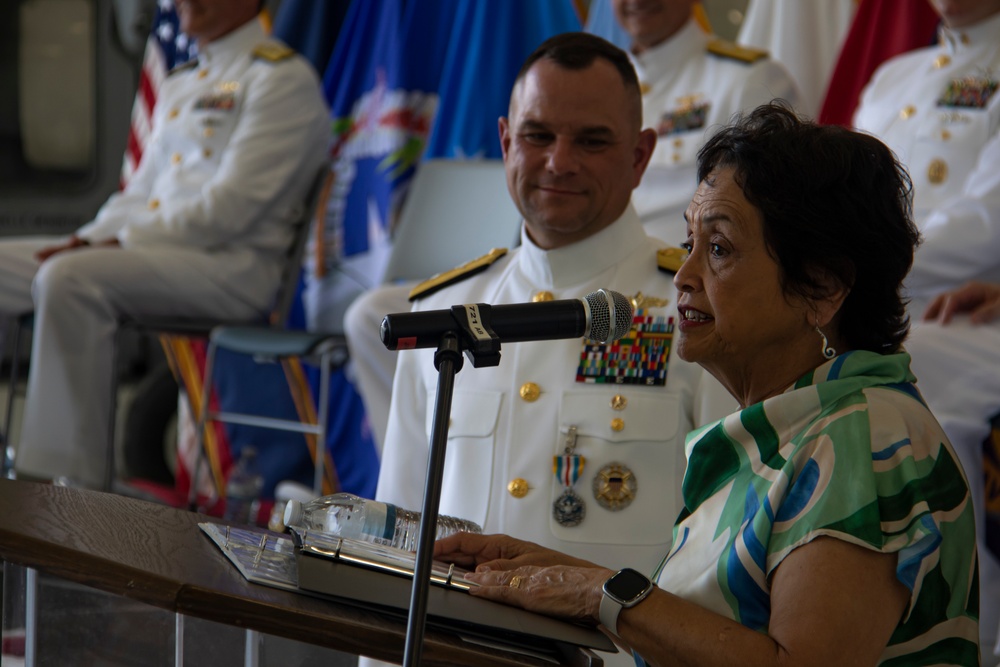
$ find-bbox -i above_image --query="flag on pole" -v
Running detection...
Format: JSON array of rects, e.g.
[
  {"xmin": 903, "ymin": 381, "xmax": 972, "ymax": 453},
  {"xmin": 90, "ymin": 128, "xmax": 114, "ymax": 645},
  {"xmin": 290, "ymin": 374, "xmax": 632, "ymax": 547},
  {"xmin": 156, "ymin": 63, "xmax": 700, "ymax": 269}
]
[
  {"xmin": 120, "ymin": 1, "xmax": 197, "ymax": 188},
  {"xmin": 426, "ymin": 0, "xmax": 581, "ymax": 160},
  {"xmin": 818, "ymin": 0, "xmax": 939, "ymax": 127}
]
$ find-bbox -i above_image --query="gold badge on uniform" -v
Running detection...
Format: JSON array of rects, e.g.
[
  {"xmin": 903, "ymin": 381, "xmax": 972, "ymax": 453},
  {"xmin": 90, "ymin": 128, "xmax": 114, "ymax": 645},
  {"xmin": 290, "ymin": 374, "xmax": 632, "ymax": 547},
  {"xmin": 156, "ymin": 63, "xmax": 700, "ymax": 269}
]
[{"xmin": 592, "ymin": 462, "xmax": 637, "ymax": 511}]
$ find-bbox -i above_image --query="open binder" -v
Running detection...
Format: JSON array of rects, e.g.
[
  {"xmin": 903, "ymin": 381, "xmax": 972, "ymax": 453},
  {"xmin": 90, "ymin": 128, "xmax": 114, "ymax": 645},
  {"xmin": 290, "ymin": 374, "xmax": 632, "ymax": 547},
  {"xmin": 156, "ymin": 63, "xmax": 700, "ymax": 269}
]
[{"xmin": 201, "ymin": 523, "xmax": 616, "ymax": 660}]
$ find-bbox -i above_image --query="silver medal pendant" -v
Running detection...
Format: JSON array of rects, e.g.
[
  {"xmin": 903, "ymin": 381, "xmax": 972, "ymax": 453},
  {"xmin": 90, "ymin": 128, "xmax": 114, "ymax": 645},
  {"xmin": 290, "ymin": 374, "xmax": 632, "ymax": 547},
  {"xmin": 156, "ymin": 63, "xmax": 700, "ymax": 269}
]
[{"xmin": 553, "ymin": 488, "xmax": 586, "ymax": 527}]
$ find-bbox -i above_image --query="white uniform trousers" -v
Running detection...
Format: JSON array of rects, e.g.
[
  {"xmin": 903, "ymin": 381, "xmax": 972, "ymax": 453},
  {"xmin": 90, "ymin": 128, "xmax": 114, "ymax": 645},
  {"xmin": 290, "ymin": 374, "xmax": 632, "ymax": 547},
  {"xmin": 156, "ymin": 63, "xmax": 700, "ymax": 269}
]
[
  {"xmin": 0, "ymin": 238, "xmax": 265, "ymax": 488},
  {"xmin": 907, "ymin": 318, "xmax": 1000, "ymax": 663}
]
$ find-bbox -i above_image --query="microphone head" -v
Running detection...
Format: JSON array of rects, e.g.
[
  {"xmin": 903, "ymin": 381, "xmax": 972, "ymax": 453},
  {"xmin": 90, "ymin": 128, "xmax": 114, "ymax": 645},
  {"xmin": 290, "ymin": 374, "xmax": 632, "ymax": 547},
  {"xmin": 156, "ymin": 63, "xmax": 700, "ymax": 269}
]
[{"xmin": 583, "ymin": 289, "xmax": 634, "ymax": 344}]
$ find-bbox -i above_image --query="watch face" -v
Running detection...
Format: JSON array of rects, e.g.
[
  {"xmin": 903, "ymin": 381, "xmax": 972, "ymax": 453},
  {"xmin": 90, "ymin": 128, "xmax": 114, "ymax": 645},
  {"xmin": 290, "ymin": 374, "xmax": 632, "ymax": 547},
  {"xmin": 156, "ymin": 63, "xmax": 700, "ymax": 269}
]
[{"xmin": 604, "ymin": 568, "xmax": 652, "ymax": 604}]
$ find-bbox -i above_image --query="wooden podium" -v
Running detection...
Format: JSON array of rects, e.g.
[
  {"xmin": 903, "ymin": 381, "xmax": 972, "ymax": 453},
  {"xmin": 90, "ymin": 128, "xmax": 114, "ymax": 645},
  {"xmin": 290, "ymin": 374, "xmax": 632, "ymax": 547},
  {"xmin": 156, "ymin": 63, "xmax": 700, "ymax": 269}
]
[{"xmin": 0, "ymin": 480, "xmax": 600, "ymax": 666}]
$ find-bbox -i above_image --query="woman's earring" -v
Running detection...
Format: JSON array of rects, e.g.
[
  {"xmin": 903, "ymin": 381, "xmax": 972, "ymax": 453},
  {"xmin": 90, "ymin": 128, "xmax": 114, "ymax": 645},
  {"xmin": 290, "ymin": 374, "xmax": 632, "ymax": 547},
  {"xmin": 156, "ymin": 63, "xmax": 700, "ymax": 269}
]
[{"xmin": 815, "ymin": 325, "xmax": 836, "ymax": 360}]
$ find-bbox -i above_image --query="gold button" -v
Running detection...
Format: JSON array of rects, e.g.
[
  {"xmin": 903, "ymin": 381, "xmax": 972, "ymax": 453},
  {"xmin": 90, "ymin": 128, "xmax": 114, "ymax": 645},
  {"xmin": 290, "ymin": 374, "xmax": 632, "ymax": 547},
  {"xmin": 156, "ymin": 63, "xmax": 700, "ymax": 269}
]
[
  {"xmin": 198, "ymin": 69, "xmax": 208, "ymax": 79},
  {"xmin": 171, "ymin": 153, "xmax": 181, "ymax": 164},
  {"xmin": 610, "ymin": 394, "xmax": 627, "ymax": 411},
  {"xmin": 203, "ymin": 148, "xmax": 213, "ymax": 158},
  {"xmin": 927, "ymin": 158, "xmax": 948, "ymax": 185},
  {"xmin": 507, "ymin": 478, "xmax": 530, "ymax": 498},
  {"xmin": 960, "ymin": 33, "xmax": 970, "ymax": 45},
  {"xmin": 672, "ymin": 138, "xmax": 683, "ymax": 148},
  {"xmin": 639, "ymin": 82, "xmax": 651, "ymax": 95},
  {"xmin": 899, "ymin": 105, "xmax": 916, "ymax": 120},
  {"xmin": 519, "ymin": 382, "xmax": 541, "ymax": 402},
  {"xmin": 940, "ymin": 129, "xmax": 951, "ymax": 141},
  {"xmin": 148, "ymin": 199, "xmax": 160, "ymax": 210},
  {"xmin": 933, "ymin": 54, "xmax": 951, "ymax": 68},
  {"xmin": 672, "ymin": 153, "xmax": 681, "ymax": 163},
  {"xmin": 168, "ymin": 108, "xmax": 179, "ymax": 119},
  {"xmin": 204, "ymin": 127, "xmax": 214, "ymax": 138},
  {"xmin": 610, "ymin": 418, "xmax": 625, "ymax": 432},
  {"xmin": 532, "ymin": 291, "xmax": 554, "ymax": 302}
]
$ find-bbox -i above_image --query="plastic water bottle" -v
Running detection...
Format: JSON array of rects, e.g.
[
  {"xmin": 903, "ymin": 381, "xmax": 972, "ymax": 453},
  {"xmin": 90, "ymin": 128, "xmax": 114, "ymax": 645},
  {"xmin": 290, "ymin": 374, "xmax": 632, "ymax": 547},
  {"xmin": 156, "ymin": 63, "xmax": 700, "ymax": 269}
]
[
  {"xmin": 224, "ymin": 446, "xmax": 265, "ymax": 525},
  {"xmin": 283, "ymin": 492, "xmax": 482, "ymax": 551}
]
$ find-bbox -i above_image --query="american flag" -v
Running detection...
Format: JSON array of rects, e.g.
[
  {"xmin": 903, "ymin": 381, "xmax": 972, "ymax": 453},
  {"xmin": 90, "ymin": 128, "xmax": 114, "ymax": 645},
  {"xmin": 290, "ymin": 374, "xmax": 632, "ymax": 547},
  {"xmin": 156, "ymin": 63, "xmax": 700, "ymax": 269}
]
[{"xmin": 120, "ymin": 0, "xmax": 197, "ymax": 187}]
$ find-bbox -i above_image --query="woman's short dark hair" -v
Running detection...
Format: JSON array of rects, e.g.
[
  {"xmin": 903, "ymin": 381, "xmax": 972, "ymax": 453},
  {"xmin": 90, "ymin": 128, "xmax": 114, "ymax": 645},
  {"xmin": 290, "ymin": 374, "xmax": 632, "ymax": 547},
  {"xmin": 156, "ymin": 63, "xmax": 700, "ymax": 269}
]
[{"xmin": 697, "ymin": 102, "xmax": 920, "ymax": 353}]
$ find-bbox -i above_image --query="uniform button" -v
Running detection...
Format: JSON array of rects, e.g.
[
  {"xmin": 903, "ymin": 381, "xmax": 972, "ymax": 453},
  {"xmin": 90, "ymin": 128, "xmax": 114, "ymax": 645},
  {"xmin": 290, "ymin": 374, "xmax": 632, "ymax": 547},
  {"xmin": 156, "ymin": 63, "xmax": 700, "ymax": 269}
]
[
  {"xmin": 933, "ymin": 54, "xmax": 951, "ymax": 68},
  {"xmin": 204, "ymin": 127, "xmax": 214, "ymax": 138},
  {"xmin": 507, "ymin": 478, "xmax": 530, "ymax": 498},
  {"xmin": 899, "ymin": 105, "xmax": 916, "ymax": 120},
  {"xmin": 639, "ymin": 82, "xmax": 651, "ymax": 95},
  {"xmin": 927, "ymin": 158, "xmax": 948, "ymax": 185},
  {"xmin": 519, "ymin": 382, "xmax": 541, "ymax": 402},
  {"xmin": 610, "ymin": 394, "xmax": 627, "ymax": 411},
  {"xmin": 532, "ymin": 291, "xmax": 554, "ymax": 302},
  {"xmin": 672, "ymin": 138, "xmax": 683, "ymax": 148},
  {"xmin": 610, "ymin": 418, "xmax": 625, "ymax": 432},
  {"xmin": 171, "ymin": 153, "xmax": 181, "ymax": 164},
  {"xmin": 940, "ymin": 129, "xmax": 951, "ymax": 141},
  {"xmin": 203, "ymin": 148, "xmax": 213, "ymax": 158},
  {"xmin": 168, "ymin": 108, "xmax": 179, "ymax": 119},
  {"xmin": 198, "ymin": 69, "xmax": 208, "ymax": 79},
  {"xmin": 672, "ymin": 153, "xmax": 681, "ymax": 163},
  {"xmin": 148, "ymin": 199, "xmax": 160, "ymax": 210},
  {"xmin": 960, "ymin": 33, "xmax": 970, "ymax": 45}
]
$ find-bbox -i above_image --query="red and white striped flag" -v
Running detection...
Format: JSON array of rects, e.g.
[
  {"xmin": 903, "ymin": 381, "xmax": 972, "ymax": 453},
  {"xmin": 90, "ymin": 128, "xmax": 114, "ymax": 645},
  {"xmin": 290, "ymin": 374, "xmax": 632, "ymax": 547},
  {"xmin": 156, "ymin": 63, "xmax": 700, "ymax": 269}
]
[{"xmin": 120, "ymin": 0, "xmax": 197, "ymax": 188}]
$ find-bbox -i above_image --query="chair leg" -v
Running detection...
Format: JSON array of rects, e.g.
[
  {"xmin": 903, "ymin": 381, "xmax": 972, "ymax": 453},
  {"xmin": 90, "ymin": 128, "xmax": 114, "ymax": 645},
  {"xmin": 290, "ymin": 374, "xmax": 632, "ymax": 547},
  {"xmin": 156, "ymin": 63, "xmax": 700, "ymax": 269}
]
[
  {"xmin": 104, "ymin": 327, "xmax": 123, "ymax": 491},
  {"xmin": 187, "ymin": 340, "xmax": 218, "ymax": 510},
  {"xmin": 312, "ymin": 352, "xmax": 331, "ymax": 496},
  {"xmin": 3, "ymin": 314, "xmax": 29, "ymax": 477}
]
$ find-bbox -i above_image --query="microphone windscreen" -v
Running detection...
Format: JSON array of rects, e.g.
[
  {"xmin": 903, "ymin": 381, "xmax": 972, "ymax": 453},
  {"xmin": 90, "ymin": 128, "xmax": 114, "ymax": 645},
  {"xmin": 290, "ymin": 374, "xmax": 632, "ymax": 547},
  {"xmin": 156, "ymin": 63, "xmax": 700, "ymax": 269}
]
[{"xmin": 584, "ymin": 289, "xmax": 633, "ymax": 344}]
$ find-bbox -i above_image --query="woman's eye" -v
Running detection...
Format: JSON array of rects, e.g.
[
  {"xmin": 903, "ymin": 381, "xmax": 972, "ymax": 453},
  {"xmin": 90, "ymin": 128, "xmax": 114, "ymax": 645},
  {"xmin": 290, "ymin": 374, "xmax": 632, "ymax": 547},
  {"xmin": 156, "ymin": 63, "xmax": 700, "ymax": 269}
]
[
  {"xmin": 710, "ymin": 243, "xmax": 726, "ymax": 257},
  {"xmin": 680, "ymin": 242, "xmax": 692, "ymax": 253}
]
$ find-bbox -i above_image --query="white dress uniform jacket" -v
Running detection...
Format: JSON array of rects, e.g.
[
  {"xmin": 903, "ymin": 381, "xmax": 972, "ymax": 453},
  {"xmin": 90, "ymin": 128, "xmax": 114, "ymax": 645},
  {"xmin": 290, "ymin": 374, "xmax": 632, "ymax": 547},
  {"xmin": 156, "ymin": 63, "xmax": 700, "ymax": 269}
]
[
  {"xmin": 853, "ymin": 12, "xmax": 1000, "ymax": 312},
  {"xmin": 630, "ymin": 19, "xmax": 801, "ymax": 245},
  {"xmin": 3, "ymin": 19, "xmax": 329, "ymax": 487},
  {"xmin": 377, "ymin": 208, "xmax": 734, "ymax": 574},
  {"xmin": 854, "ymin": 12, "xmax": 1000, "ymax": 661}
]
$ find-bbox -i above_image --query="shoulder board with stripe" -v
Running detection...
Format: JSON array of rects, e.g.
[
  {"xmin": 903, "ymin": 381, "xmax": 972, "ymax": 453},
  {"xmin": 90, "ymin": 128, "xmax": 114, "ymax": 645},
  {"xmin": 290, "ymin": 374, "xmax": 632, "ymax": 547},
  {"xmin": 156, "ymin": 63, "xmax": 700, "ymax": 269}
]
[
  {"xmin": 657, "ymin": 247, "xmax": 687, "ymax": 274},
  {"xmin": 252, "ymin": 42, "xmax": 294, "ymax": 63},
  {"xmin": 408, "ymin": 248, "xmax": 508, "ymax": 302},
  {"xmin": 167, "ymin": 59, "xmax": 198, "ymax": 76},
  {"xmin": 706, "ymin": 38, "xmax": 768, "ymax": 64}
]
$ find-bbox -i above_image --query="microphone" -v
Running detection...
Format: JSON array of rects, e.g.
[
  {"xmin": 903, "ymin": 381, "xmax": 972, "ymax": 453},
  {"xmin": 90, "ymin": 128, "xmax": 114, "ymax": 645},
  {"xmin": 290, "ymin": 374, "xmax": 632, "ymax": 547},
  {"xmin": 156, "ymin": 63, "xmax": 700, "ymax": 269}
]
[{"xmin": 380, "ymin": 289, "xmax": 634, "ymax": 351}]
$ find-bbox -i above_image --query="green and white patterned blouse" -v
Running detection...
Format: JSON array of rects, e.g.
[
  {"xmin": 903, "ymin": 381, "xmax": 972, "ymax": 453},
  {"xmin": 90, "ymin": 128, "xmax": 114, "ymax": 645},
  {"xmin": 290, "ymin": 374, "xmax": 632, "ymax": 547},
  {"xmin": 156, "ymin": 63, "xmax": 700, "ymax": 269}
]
[{"xmin": 654, "ymin": 350, "xmax": 979, "ymax": 666}]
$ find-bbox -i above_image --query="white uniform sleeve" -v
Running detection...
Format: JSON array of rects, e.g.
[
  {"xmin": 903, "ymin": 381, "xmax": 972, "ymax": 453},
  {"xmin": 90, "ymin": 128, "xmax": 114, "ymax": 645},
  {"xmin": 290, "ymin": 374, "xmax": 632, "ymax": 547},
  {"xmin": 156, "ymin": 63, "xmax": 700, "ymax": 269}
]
[
  {"xmin": 375, "ymin": 347, "xmax": 431, "ymax": 510},
  {"xmin": 906, "ymin": 130, "xmax": 1000, "ymax": 299},
  {"xmin": 119, "ymin": 61, "xmax": 327, "ymax": 248}
]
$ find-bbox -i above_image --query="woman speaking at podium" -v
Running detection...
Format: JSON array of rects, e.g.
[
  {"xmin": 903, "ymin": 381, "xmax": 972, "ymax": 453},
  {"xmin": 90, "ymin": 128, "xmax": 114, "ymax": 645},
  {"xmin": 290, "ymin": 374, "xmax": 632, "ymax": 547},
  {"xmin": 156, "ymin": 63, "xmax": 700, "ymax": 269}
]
[{"xmin": 434, "ymin": 104, "xmax": 980, "ymax": 666}]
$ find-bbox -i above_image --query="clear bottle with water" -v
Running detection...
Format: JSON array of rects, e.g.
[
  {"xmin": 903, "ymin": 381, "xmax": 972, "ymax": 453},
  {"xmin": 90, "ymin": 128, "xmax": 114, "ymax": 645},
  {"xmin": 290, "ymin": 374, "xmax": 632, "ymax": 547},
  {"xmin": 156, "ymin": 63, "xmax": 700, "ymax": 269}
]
[
  {"xmin": 283, "ymin": 492, "xmax": 482, "ymax": 551},
  {"xmin": 223, "ymin": 446, "xmax": 265, "ymax": 525}
]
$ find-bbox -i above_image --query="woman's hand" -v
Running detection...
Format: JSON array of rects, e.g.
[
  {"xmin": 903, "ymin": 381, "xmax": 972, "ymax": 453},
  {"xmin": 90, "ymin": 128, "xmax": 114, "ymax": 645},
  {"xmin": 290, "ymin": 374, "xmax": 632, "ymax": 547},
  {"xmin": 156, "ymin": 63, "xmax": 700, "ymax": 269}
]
[
  {"xmin": 923, "ymin": 280, "xmax": 1000, "ymax": 324},
  {"xmin": 434, "ymin": 532, "xmax": 597, "ymax": 571},
  {"xmin": 463, "ymin": 564, "xmax": 612, "ymax": 623}
]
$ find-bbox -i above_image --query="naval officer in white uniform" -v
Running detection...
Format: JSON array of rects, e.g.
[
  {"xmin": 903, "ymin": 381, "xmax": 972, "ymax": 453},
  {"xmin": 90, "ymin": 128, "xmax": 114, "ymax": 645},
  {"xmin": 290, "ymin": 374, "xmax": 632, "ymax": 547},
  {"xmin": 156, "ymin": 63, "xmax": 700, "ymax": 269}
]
[
  {"xmin": 372, "ymin": 32, "xmax": 734, "ymax": 667},
  {"xmin": 617, "ymin": 0, "xmax": 802, "ymax": 245},
  {"xmin": 852, "ymin": 0, "xmax": 1000, "ymax": 659},
  {"xmin": 0, "ymin": 0, "xmax": 329, "ymax": 488}
]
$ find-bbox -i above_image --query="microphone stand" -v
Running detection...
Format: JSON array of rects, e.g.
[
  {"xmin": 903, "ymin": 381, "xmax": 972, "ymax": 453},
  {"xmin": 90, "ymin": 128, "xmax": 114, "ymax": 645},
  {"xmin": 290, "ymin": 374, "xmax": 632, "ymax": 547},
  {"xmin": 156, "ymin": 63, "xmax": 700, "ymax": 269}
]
[{"xmin": 402, "ymin": 306, "xmax": 502, "ymax": 667}]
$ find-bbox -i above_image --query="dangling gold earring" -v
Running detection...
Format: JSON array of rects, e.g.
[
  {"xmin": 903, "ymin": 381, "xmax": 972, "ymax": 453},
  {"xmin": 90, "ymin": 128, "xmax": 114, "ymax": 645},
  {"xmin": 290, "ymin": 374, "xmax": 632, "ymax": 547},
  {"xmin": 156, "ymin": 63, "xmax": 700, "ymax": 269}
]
[{"xmin": 815, "ymin": 325, "xmax": 836, "ymax": 360}]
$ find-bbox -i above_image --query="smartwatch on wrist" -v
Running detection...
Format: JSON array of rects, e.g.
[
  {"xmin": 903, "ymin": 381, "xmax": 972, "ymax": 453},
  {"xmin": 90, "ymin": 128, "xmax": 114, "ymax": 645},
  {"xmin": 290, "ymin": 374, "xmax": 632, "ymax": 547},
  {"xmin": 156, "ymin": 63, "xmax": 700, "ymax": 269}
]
[{"xmin": 599, "ymin": 568, "xmax": 654, "ymax": 637}]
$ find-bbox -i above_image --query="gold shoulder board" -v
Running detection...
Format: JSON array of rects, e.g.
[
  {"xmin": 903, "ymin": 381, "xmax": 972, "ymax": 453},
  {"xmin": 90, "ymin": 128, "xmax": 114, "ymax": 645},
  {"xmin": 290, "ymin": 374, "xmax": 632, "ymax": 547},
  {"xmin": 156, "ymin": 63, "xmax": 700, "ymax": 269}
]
[
  {"xmin": 167, "ymin": 59, "xmax": 198, "ymax": 76},
  {"xmin": 657, "ymin": 247, "xmax": 687, "ymax": 274},
  {"xmin": 706, "ymin": 38, "xmax": 768, "ymax": 64},
  {"xmin": 252, "ymin": 42, "xmax": 294, "ymax": 63},
  {"xmin": 408, "ymin": 248, "xmax": 508, "ymax": 302}
]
